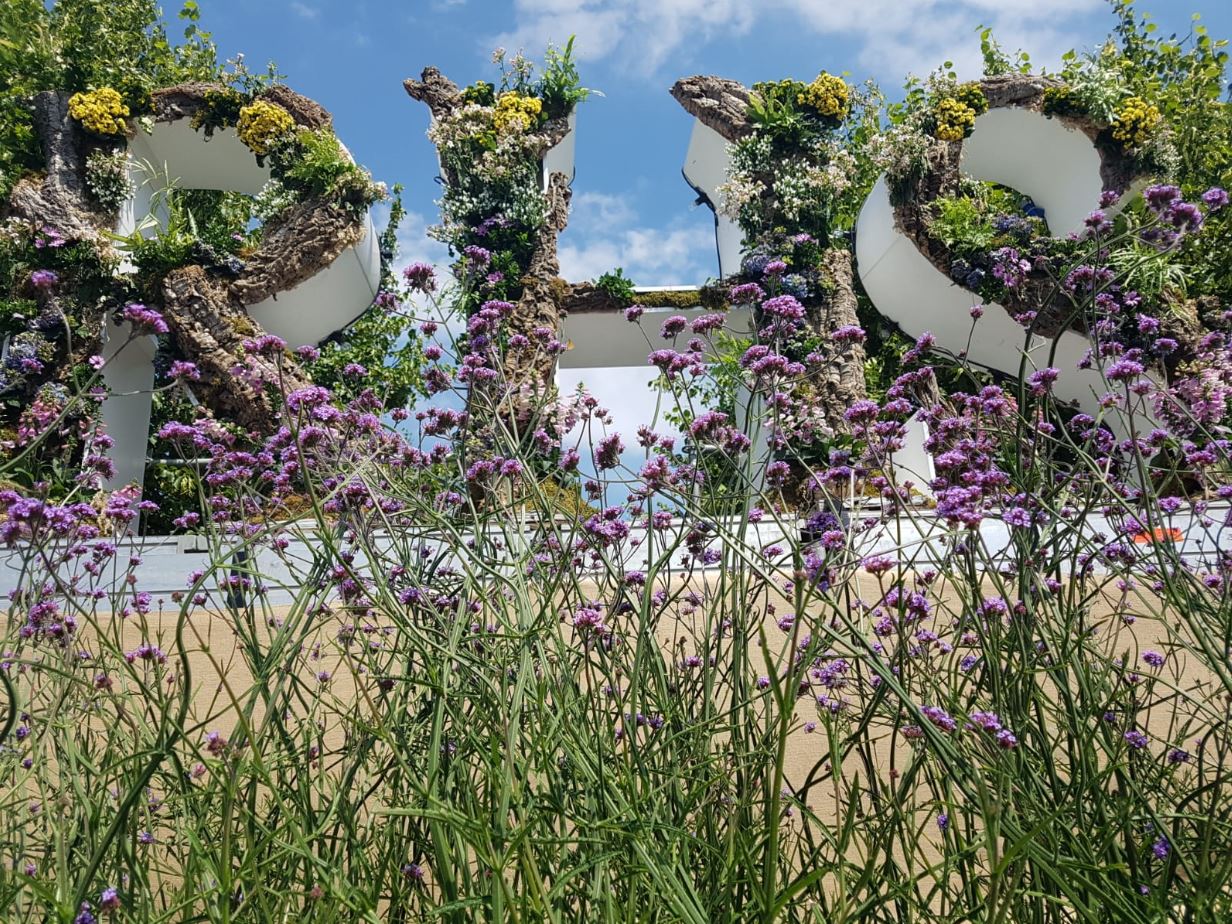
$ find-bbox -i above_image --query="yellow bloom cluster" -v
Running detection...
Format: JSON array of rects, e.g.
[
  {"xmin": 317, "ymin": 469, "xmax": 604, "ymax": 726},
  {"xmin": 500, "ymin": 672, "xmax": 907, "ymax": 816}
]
[
  {"xmin": 797, "ymin": 72, "xmax": 850, "ymax": 119},
  {"xmin": 236, "ymin": 100, "xmax": 295, "ymax": 155},
  {"xmin": 933, "ymin": 97, "xmax": 977, "ymax": 142},
  {"xmin": 67, "ymin": 88, "xmax": 129, "ymax": 137},
  {"xmin": 1112, "ymin": 96, "xmax": 1161, "ymax": 149},
  {"xmin": 493, "ymin": 92, "xmax": 542, "ymax": 134}
]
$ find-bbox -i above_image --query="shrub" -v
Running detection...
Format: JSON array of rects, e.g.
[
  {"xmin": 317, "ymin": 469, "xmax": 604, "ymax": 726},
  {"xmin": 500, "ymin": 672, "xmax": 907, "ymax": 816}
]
[
  {"xmin": 83, "ymin": 147, "xmax": 132, "ymax": 211},
  {"xmin": 593, "ymin": 266, "xmax": 636, "ymax": 306},
  {"xmin": 188, "ymin": 85, "xmax": 245, "ymax": 139}
]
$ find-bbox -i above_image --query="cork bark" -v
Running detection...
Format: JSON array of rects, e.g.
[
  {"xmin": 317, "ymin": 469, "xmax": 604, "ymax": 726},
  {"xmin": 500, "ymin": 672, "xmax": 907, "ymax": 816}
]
[
  {"xmin": 5, "ymin": 91, "xmax": 116, "ymax": 241},
  {"xmin": 670, "ymin": 76, "xmax": 753, "ymax": 143},
  {"xmin": 231, "ymin": 196, "xmax": 366, "ymax": 307},
  {"xmin": 151, "ymin": 82, "xmax": 332, "ymax": 130},
  {"xmin": 162, "ymin": 265, "xmax": 314, "ymax": 434},
  {"xmin": 496, "ymin": 172, "xmax": 571, "ymax": 423},
  {"xmin": 807, "ymin": 249, "xmax": 869, "ymax": 434}
]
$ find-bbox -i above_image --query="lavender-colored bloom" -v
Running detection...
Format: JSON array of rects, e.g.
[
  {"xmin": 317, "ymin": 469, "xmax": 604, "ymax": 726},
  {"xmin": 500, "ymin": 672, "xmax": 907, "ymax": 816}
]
[
  {"xmin": 843, "ymin": 400, "xmax": 879, "ymax": 424},
  {"xmin": 99, "ymin": 888, "xmax": 120, "ymax": 911},
  {"xmin": 1152, "ymin": 836, "xmax": 1170, "ymax": 859},
  {"xmin": 121, "ymin": 303, "xmax": 169, "ymax": 335},
  {"xmin": 1166, "ymin": 200, "xmax": 1203, "ymax": 232},
  {"xmin": 1202, "ymin": 187, "xmax": 1229, "ymax": 211},
  {"xmin": 596, "ymin": 433, "xmax": 624, "ymax": 470},
  {"xmin": 402, "ymin": 262, "xmax": 436, "ymax": 293},
  {"xmin": 462, "ymin": 245, "xmax": 491, "ymax": 267},
  {"xmin": 764, "ymin": 260, "xmax": 788, "ymax": 275},
  {"xmin": 761, "ymin": 295, "xmax": 805, "ymax": 321},
  {"xmin": 1027, "ymin": 367, "xmax": 1060, "ymax": 396},
  {"xmin": 937, "ymin": 813, "xmax": 949, "ymax": 832},
  {"xmin": 966, "ymin": 711, "xmax": 1002, "ymax": 733},
  {"xmin": 1107, "ymin": 358, "xmax": 1146, "ymax": 382},
  {"xmin": 1145, "ymin": 184, "xmax": 1182, "ymax": 212},
  {"xmin": 1125, "ymin": 729, "xmax": 1149, "ymax": 750},
  {"xmin": 691, "ymin": 313, "xmax": 726, "ymax": 334},
  {"xmin": 1004, "ymin": 507, "xmax": 1032, "ymax": 528},
  {"xmin": 168, "ymin": 360, "xmax": 200, "ymax": 381},
  {"xmin": 244, "ymin": 334, "xmax": 287, "ymax": 356},
  {"xmin": 832, "ymin": 324, "xmax": 865, "ymax": 343},
  {"xmin": 1084, "ymin": 209, "xmax": 1112, "ymax": 235},
  {"xmin": 1151, "ymin": 337, "xmax": 1178, "ymax": 354},
  {"xmin": 29, "ymin": 269, "xmax": 58, "ymax": 289},
  {"xmin": 729, "ymin": 282, "xmax": 765, "ymax": 305},
  {"xmin": 991, "ymin": 247, "xmax": 1031, "ymax": 289},
  {"xmin": 1142, "ymin": 650, "xmax": 1165, "ymax": 668},
  {"xmin": 625, "ymin": 304, "xmax": 645, "ymax": 322},
  {"xmin": 921, "ymin": 705, "xmax": 957, "ymax": 732},
  {"xmin": 660, "ymin": 315, "xmax": 688, "ymax": 338}
]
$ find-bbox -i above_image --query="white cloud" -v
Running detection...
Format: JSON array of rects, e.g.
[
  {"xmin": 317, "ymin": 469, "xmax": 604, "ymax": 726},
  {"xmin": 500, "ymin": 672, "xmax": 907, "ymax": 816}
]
[
  {"xmin": 491, "ymin": 0, "xmax": 1102, "ymax": 79},
  {"xmin": 568, "ymin": 190, "xmax": 637, "ymax": 234},
  {"xmin": 367, "ymin": 201, "xmax": 451, "ymax": 281},
  {"xmin": 289, "ymin": 2, "xmax": 320, "ymax": 20},
  {"xmin": 558, "ymin": 189, "xmax": 716, "ymax": 284}
]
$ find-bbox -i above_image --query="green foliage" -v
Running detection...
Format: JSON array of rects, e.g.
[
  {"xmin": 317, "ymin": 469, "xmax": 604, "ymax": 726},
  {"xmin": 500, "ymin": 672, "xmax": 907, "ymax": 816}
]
[
  {"xmin": 1073, "ymin": 2, "xmax": 1232, "ymax": 298},
  {"xmin": 636, "ymin": 288, "xmax": 704, "ymax": 310},
  {"xmin": 977, "ymin": 25, "xmax": 1031, "ymax": 76},
  {"xmin": 538, "ymin": 36, "xmax": 591, "ymax": 120},
  {"xmin": 748, "ymin": 79, "xmax": 813, "ymax": 144},
  {"xmin": 927, "ymin": 182, "xmax": 1028, "ymax": 255},
  {"xmin": 928, "ymin": 196, "xmax": 997, "ymax": 251},
  {"xmin": 112, "ymin": 169, "xmax": 257, "ymax": 297},
  {"xmin": 1042, "ymin": 83, "xmax": 1089, "ymax": 118},
  {"xmin": 266, "ymin": 127, "xmax": 384, "ymax": 215},
  {"xmin": 746, "ymin": 77, "xmax": 852, "ymax": 148},
  {"xmin": 188, "ymin": 85, "xmax": 245, "ymax": 138},
  {"xmin": 303, "ymin": 186, "xmax": 425, "ymax": 409},
  {"xmin": 0, "ymin": 0, "xmax": 220, "ymax": 199},
  {"xmin": 1105, "ymin": 208, "xmax": 1193, "ymax": 299},
  {"xmin": 460, "ymin": 80, "xmax": 496, "ymax": 107},
  {"xmin": 593, "ymin": 267, "xmax": 636, "ymax": 306}
]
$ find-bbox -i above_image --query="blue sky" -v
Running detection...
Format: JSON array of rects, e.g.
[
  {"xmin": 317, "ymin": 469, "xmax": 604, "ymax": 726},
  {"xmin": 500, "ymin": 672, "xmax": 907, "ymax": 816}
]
[
  {"xmin": 193, "ymin": 0, "xmax": 1232, "ymax": 286},
  {"xmin": 188, "ymin": 0, "xmax": 1231, "ymax": 483}
]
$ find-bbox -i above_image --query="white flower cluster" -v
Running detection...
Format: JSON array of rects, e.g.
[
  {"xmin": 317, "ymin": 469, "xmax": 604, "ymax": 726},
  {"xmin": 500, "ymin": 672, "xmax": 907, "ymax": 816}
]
[
  {"xmin": 774, "ymin": 147, "xmax": 857, "ymax": 224},
  {"xmin": 718, "ymin": 135, "xmax": 858, "ymax": 232},
  {"xmin": 866, "ymin": 115, "xmax": 938, "ymax": 189},
  {"xmin": 252, "ymin": 179, "xmax": 298, "ymax": 224},
  {"xmin": 84, "ymin": 148, "xmax": 133, "ymax": 212},
  {"xmin": 428, "ymin": 103, "xmax": 547, "ymax": 238}
]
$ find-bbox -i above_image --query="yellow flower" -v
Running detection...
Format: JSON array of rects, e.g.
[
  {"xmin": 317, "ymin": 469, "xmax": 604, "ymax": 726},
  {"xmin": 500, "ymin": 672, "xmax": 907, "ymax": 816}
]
[
  {"xmin": 1112, "ymin": 96, "xmax": 1161, "ymax": 149},
  {"xmin": 933, "ymin": 97, "xmax": 976, "ymax": 142},
  {"xmin": 797, "ymin": 72, "xmax": 850, "ymax": 119},
  {"xmin": 67, "ymin": 88, "xmax": 130, "ymax": 137},
  {"xmin": 493, "ymin": 92, "xmax": 543, "ymax": 134},
  {"xmin": 236, "ymin": 100, "xmax": 296, "ymax": 155}
]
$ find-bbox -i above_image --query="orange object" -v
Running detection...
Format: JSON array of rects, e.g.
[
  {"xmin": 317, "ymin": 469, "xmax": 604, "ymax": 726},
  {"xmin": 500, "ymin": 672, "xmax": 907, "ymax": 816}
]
[{"xmin": 1131, "ymin": 527, "xmax": 1182, "ymax": 544}]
